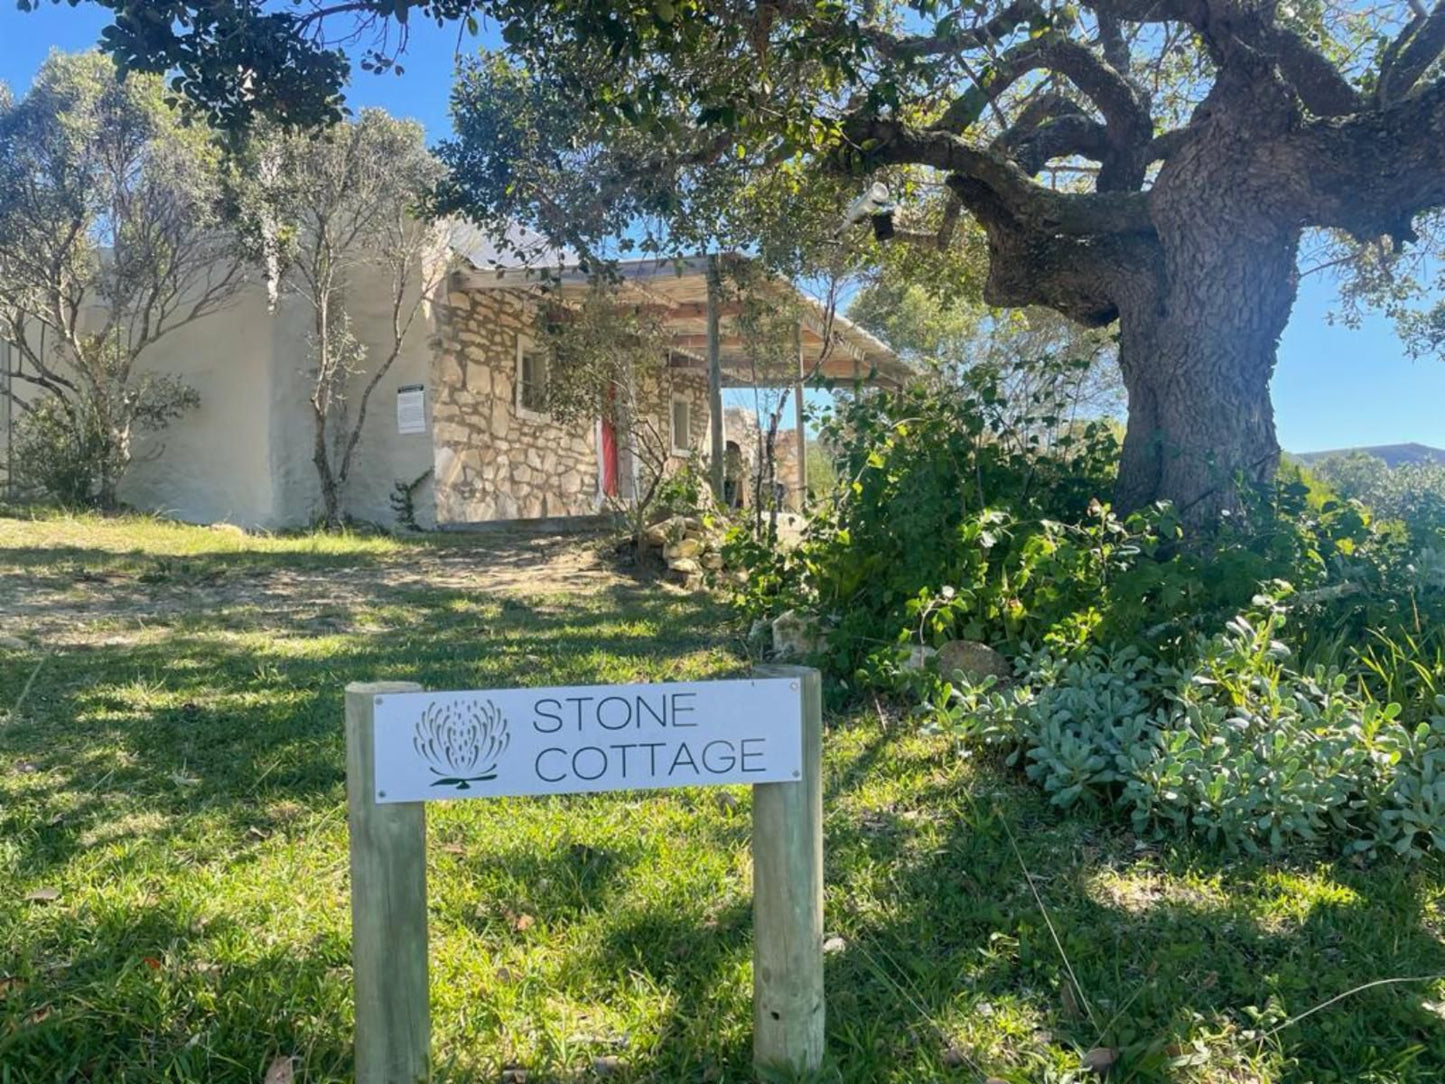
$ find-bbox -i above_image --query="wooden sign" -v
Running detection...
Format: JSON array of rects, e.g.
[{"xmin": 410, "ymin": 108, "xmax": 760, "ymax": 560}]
[
  {"xmin": 345, "ymin": 668, "xmax": 823, "ymax": 1084},
  {"xmin": 371, "ymin": 679, "xmax": 803, "ymax": 802}
]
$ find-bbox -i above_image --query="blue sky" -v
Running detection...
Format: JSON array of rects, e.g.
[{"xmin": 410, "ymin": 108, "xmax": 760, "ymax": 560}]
[{"xmin": 4, "ymin": 3, "xmax": 1442, "ymax": 455}]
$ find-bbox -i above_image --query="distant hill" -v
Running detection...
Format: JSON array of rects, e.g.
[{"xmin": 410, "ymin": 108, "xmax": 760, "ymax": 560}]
[{"xmin": 1294, "ymin": 443, "xmax": 1445, "ymax": 468}]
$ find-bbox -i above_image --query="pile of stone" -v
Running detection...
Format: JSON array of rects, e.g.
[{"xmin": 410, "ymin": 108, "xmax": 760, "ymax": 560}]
[
  {"xmin": 640, "ymin": 514, "xmax": 726, "ymax": 585},
  {"xmin": 753, "ymin": 607, "xmax": 1013, "ymax": 686}
]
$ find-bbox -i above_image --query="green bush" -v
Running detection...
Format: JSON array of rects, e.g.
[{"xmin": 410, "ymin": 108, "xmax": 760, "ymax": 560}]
[
  {"xmin": 729, "ymin": 375, "xmax": 1445, "ymax": 856},
  {"xmin": 10, "ymin": 395, "xmax": 117, "ymax": 507},
  {"xmin": 727, "ymin": 363, "xmax": 1122, "ymax": 682},
  {"xmin": 1311, "ymin": 451, "xmax": 1445, "ymax": 547}
]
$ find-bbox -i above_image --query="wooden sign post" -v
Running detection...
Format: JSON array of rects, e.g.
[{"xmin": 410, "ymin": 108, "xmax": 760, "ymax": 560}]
[{"xmin": 343, "ymin": 665, "xmax": 823, "ymax": 1083}]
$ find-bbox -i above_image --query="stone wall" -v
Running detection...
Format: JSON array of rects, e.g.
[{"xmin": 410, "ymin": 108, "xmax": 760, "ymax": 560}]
[
  {"xmin": 721, "ymin": 405, "xmax": 804, "ymax": 510},
  {"xmin": 431, "ymin": 286, "xmax": 711, "ymax": 524}
]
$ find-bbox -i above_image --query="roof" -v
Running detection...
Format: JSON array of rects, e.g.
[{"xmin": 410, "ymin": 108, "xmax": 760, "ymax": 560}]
[{"xmin": 446, "ymin": 252, "xmax": 911, "ymax": 389}]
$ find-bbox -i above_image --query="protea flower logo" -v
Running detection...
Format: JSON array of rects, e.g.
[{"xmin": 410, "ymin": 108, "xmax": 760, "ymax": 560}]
[{"xmin": 412, "ymin": 699, "xmax": 511, "ymax": 790}]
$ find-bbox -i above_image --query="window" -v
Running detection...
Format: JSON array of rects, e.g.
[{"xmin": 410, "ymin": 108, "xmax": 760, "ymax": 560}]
[
  {"xmin": 517, "ymin": 343, "xmax": 549, "ymax": 418},
  {"xmin": 671, "ymin": 395, "xmax": 693, "ymax": 455}
]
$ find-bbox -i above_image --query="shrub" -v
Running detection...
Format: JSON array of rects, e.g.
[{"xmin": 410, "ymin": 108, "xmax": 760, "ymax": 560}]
[
  {"xmin": 940, "ymin": 607, "xmax": 1445, "ymax": 857},
  {"xmin": 729, "ymin": 376, "xmax": 1445, "ymax": 856},
  {"xmin": 10, "ymin": 376, "xmax": 199, "ymax": 508},
  {"xmin": 727, "ymin": 365, "xmax": 1122, "ymax": 683}
]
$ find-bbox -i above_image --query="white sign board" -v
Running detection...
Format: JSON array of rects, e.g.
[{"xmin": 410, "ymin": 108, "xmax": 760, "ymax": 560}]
[
  {"xmin": 396, "ymin": 384, "xmax": 427, "ymax": 434},
  {"xmin": 371, "ymin": 679, "xmax": 803, "ymax": 803}
]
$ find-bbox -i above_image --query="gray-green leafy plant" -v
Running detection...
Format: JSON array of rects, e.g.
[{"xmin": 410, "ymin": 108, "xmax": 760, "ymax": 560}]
[{"xmin": 946, "ymin": 611, "xmax": 1445, "ymax": 858}]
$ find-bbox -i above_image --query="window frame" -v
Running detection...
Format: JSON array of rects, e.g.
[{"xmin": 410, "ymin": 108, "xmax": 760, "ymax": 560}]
[
  {"xmin": 670, "ymin": 393, "xmax": 693, "ymax": 456},
  {"xmin": 515, "ymin": 338, "xmax": 550, "ymax": 422}
]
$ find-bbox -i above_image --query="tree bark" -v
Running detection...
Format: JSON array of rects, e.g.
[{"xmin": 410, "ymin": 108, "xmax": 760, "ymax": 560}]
[{"xmin": 1113, "ymin": 229, "xmax": 1297, "ymax": 519}]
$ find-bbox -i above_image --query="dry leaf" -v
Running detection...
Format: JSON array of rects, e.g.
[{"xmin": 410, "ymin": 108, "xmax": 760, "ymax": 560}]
[
  {"xmin": 263, "ymin": 1054, "xmax": 296, "ymax": 1084},
  {"xmin": 247, "ymin": 826, "xmax": 272, "ymax": 841},
  {"xmin": 142, "ymin": 956, "xmax": 162, "ymax": 971},
  {"xmin": 26, "ymin": 1005, "xmax": 52, "ymax": 1026},
  {"xmin": 500, "ymin": 1069, "xmax": 529, "ymax": 1083},
  {"xmin": 823, "ymin": 936, "xmax": 847, "ymax": 955},
  {"xmin": 1082, "ymin": 1047, "xmax": 1118, "ymax": 1074},
  {"xmin": 714, "ymin": 792, "xmax": 740, "ymax": 814},
  {"xmin": 24, "ymin": 887, "xmax": 60, "ymax": 903},
  {"xmin": 0, "ymin": 975, "xmax": 22, "ymax": 998},
  {"xmin": 439, "ymin": 842, "xmax": 467, "ymax": 855},
  {"xmin": 509, "ymin": 911, "xmax": 535, "ymax": 933},
  {"xmin": 940, "ymin": 1044, "xmax": 969, "ymax": 1067}
]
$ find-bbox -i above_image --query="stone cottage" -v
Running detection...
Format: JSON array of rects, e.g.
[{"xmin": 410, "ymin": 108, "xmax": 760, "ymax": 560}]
[{"xmin": 3, "ymin": 233, "xmax": 908, "ymax": 529}]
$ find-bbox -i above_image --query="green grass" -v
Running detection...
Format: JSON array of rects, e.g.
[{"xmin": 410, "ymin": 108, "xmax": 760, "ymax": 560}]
[{"xmin": 3, "ymin": 512, "xmax": 1445, "ymax": 1082}]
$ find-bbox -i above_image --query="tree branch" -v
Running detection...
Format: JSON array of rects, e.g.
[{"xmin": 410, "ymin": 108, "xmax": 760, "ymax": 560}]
[
  {"xmin": 1379, "ymin": 0, "xmax": 1445, "ymax": 103},
  {"xmin": 862, "ymin": 0, "xmax": 1044, "ymax": 59},
  {"xmin": 848, "ymin": 116, "xmax": 1154, "ymax": 237},
  {"xmin": 1288, "ymin": 76, "xmax": 1445, "ymax": 240},
  {"xmin": 1255, "ymin": 24, "xmax": 1366, "ymax": 116},
  {"xmin": 1002, "ymin": 112, "xmax": 1113, "ymax": 175}
]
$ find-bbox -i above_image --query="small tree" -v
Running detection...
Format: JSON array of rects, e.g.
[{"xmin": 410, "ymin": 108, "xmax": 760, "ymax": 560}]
[
  {"xmin": 534, "ymin": 284, "xmax": 676, "ymax": 544},
  {"xmin": 0, "ymin": 52, "xmax": 244, "ymax": 507},
  {"xmin": 235, "ymin": 111, "xmax": 445, "ymax": 526}
]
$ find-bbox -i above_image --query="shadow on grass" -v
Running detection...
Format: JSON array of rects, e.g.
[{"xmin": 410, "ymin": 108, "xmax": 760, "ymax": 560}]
[
  {"xmin": 0, "ymin": 897, "xmax": 355, "ymax": 1081},
  {"xmin": 5, "ymin": 538, "xmax": 1445, "ymax": 1083}
]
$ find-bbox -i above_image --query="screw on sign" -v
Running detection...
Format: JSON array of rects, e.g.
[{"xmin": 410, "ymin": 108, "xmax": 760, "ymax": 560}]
[{"xmin": 344, "ymin": 669, "xmax": 823, "ymax": 1083}]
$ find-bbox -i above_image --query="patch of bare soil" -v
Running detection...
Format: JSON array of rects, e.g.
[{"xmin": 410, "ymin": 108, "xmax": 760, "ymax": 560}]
[{"xmin": 0, "ymin": 530, "xmax": 622, "ymax": 646}]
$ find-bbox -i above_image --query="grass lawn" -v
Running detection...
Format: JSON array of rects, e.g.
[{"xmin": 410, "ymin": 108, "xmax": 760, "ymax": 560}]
[{"xmin": 2, "ymin": 512, "xmax": 1445, "ymax": 1083}]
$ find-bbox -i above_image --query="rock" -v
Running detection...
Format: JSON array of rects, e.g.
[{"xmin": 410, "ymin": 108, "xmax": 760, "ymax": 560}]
[
  {"xmin": 822, "ymin": 935, "xmax": 847, "ymax": 955},
  {"xmin": 667, "ymin": 557, "xmax": 700, "ymax": 575},
  {"xmin": 903, "ymin": 645, "xmax": 937, "ymax": 671},
  {"xmin": 700, "ymin": 552, "xmax": 724, "ymax": 571},
  {"xmin": 772, "ymin": 609, "xmax": 821, "ymax": 657},
  {"xmin": 1082, "ymin": 1047, "xmax": 1117, "ymax": 1074},
  {"xmin": 642, "ymin": 523, "xmax": 669, "ymax": 547},
  {"xmin": 937, "ymin": 640, "xmax": 1012, "ymax": 684},
  {"xmin": 663, "ymin": 537, "xmax": 702, "ymax": 560},
  {"xmin": 490, "ymin": 396, "xmax": 511, "ymax": 439},
  {"xmin": 209, "ymin": 522, "xmax": 246, "ymax": 536},
  {"xmin": 746, "ymin": 618, "xmax": 772, "ymax": 654}
]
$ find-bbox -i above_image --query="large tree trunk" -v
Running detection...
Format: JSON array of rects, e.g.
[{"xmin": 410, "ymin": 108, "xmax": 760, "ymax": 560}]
[
  {"xmin": 1113, "ymin": 240, "xmax": 1296, "ymax": 519},
  {"xmin": 1113, "ymin": 131, "xmax": 1302, "ymax": 521}
]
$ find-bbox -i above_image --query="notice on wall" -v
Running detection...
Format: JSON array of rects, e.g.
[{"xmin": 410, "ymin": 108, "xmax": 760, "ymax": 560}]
[
  {"xmin": 396, "ymin": 384, "xmax": 427, "ymax": 434},
  {"xmin": 371, "ymin": 679, "xmax": 803, "ymax": 802}
]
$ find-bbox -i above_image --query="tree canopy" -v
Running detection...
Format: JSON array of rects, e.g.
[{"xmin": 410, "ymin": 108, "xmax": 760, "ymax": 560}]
[
  {"xmin": 24, "ymin": 0, "xmax": 1445, "ymax": 517},
  {"xmin": 0, "ymin": 50, "xmax": 244, "ymax": 506}
]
